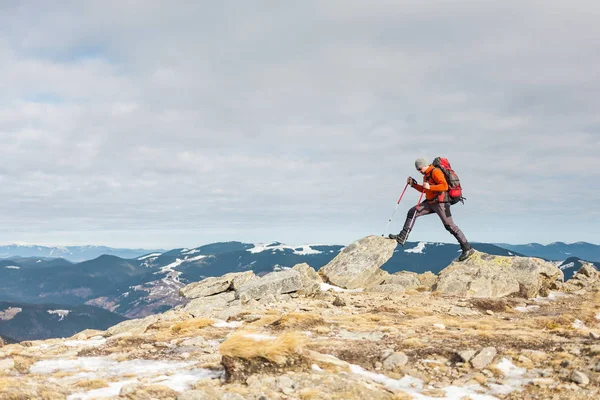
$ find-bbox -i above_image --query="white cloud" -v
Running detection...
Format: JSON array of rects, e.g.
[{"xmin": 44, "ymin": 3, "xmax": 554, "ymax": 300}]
[{"xmin": 0, "ymin": 1, "xmax": 598, "ymax": 247}]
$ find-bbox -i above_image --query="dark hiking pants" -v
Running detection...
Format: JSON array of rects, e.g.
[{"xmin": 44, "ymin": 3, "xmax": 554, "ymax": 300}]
[{"xmin": 402, "ymin": 200, "xmax": 469, "ymax": 248}]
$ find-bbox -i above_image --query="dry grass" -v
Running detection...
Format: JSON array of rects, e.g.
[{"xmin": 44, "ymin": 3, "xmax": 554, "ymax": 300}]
[
  {"xmin": 219, "ymin": 331, "xmax": 306, "ymax": 364},
  {"xmin": 171, "ymin": 318, "xmax": 214, "ymax": 334},
  {"xmin": 329, "ymin": 313, "xmax": 396, "ymax": 330},
  {"xmin": 12, "ymin": 357, "xmax": 35, "ymax": 374},
  {"xmin": 246, "ymin": 314, "xmax": 282, "ymax": 328},
  {"xmin": 270, "ymin": 313, "xmax": 325, "ymax": 330},
  {"xmin": 74, "ymin": 379, "xmax": 109, "ymax": 390}
]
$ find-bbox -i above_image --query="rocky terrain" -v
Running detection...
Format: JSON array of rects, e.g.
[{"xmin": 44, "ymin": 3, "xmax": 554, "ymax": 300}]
[{"xmin": 0, "ymin": 235, "xmax": 599, "ymax": 399}]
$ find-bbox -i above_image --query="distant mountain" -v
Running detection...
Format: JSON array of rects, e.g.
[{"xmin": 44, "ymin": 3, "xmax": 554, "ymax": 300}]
[
  {"xmin": 0, "ymin": 301, "xmax": 127, "ymax": 341},
  {"xmin": 0, "ymin": 239, "xmax": 575, "ymax": 322},
  {"xmin": 494, "ymin": 242, "xmax": 600, "ymax": 263},
  {"xmin": 0, "ymin": 244, "xmax": 165, "ymax": 262}
]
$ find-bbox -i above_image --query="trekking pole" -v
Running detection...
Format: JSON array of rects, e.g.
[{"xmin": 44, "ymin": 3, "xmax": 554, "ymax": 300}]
[
  {"xmin": 382, "ymin": 183, "xmax": 410, "ymax": 236},
  {"xmin": 406, "ymin": 190, "xmax": 425, "ymax": 231}
]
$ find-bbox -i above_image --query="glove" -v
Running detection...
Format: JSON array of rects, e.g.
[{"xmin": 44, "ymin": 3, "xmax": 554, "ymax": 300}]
[{"xmin": 407, "ymin": 177, "xmax": 417, "ymax": 186}]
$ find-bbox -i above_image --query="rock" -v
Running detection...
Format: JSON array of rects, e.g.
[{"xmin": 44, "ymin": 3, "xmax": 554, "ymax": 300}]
[
  {"xmin": 332, "ymin": 295, "xmax": 346, "ymax": 307},
  {"xmin": 435, "ymin": 251, "xmax": 563, "ymax": 298},
  {"xmin": 383, "ymin": 271, "xmax": 420, "ymax": 289},
  {"xmin": 589, "ymin": 332, "xmax": 600, "ymax": 340},
  {"xmin": 594, "ymin": 362, "xmax": 600, "ymax": 372},
  {"xmin": 521, "ymin": 349, "xmax": 548, "ymax": 361},
  {"xmin": 486, "ymin": 310, "xmax": 494, "ymax": 315},
  {"xmin": 588, "ymin": 345, "xmax": 600, "ymax": 355},
  {"xmin": 470, "ymin": 347, "xmax": 497, "ymax": 370},
  {"xmin": 319, "ymin": 235, "xmax": 396, "ymax": 289},
  {"xmin": 292, "ymin": 263, "xmax": 322, "ymax": 296},
  {"xmin": 562, "ymin": 263, "xmax": 598, "ymax": 292},
  {"xmin": 570, "ymin": 371, "xmax": 589, "ymax": 386},
  {"xmin": 183, "ymin": 291, "xmax": 236, "ymax": 317},
  {"xmin": 448, "ymin": 306, "xmax": 479, "ymax": 317},
  {"xmin": 180, "ymin": 271, "xmax": 256, "ymax": 299},
  {"xmin": 417, "ymin": 271, "xmax": 438, "ymax": 290},
  {"xmin": 106, "ymin": 315, "xmax": 159, "ymax": 337},
  {"xmin": 382, "ymin": 352, "xmax": 408, "ymax": 370},
  {"xmin": 458, "ymin": 350, "xmax": 477, "ymax": 363},
  {"xmin": 236, "ymin": 269, "xmax": 302, "ymax": 303},
  {"xmin": 367, "ymin": 284, "xmax": 406, "ymax": 293},
  {"xmin": 338, "ymin": 330, "xmax": 385, "ymax": 341},
  {"xmin": 177, "ymin": 391, "xmax": 211, "ymax": 400},
  {"xmin": 0, "ymin": 358, "xmax": 14, "ymax": 371}
]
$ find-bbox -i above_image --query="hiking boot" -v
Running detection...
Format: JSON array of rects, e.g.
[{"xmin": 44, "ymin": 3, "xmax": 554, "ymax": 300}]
[
  {"xmin": 458, "ymin": 244, "xmax": 475, "ymax": 261},
  {"xmin": 388, "ymin": 229, "xmax": 410, "ymax": 246}
]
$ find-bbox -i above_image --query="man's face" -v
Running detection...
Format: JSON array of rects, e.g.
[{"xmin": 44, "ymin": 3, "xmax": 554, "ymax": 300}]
[{"xmin": 417, "ymin": 166, "xmax": 427, "ymax": 175}]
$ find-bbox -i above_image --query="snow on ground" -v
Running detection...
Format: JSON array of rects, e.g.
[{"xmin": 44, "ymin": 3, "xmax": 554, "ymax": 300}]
[
  {"xmin": 573, "ymin": 319, "xmax": 587, "ymax": 330},
  {"xmin": 48, "ymin": 310, "xmax": 70, "ymax": 321},
  {"xmin": 514, "ymin": 305, "xmax": 540, "ymax": 313},
  {"xmin": 533, "ymin": 291, "xmax": 569, "ymax": 303},
  {"xmin": 212, "ymin": 320, "xmax": 244, "ymax": 328},
  {"xmin": 0, "ymin": 307, "xmax": 22, "ymax": 320},
  {"xmin": 248, "ymin": 242, "xmax": 323, "ymax": 255},
  {"xmin": 137, "ymin": 253, "xmax": 162, "ymax": 260},
  {"xmin": 5, "ymin": 265, "xmax": 20, "ymax": 269},
  {"xmin": 559, "ymin": 262, "xmax": 575, "ymax": 270},
  {"xmin": 244, "ymin": 333, "xmax": 276, "ymax": 341},
  {"xmin": 30, "ymin": 356, "xmax": 222, "ymax": 399},
  {"xmin": 349, "ymin": 359, "xmax": 531, "ymax": 400},
  {"xmin": 320, "ymin": 283, "xmax": 364, "ymax": 293},
  {"xmin": 181, "ymin": 248, "xmax": 201, "ymax": 255},
  {"xmin": 405, "ymin": 242, "xmax": 426, "ymax": 254}
]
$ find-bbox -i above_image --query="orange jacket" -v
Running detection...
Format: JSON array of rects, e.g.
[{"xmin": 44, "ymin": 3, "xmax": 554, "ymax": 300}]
[{"xmin": 411, "ymin": 165, "xmax": 448, "ymax": 202}]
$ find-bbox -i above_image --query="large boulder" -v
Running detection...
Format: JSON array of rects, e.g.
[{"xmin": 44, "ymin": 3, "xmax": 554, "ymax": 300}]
[
  {"xmin": 383, "ymin": 271, "xmax": 421, "ymax": 289},
  {"xmin": 434, "ymin": 251, "xmax": 563, "ymax": 298},
  {"xmin": 319, "ymin": 235, "xmax": 397, "ymax": 289},
  {"xmin": 236, "ymin": 270, "xmax": 302, "ymax": 303},
  {"xmin": 563, "ymin": 263, "xmax": 599, "ymax": 292},
  {"xmin": 292, "ymin": 263, "xmax": 323, "ymax": 296},
  {"xmin": 180, "ymin": 271, "xmax": 256, "ymax": 299},
  {"xmin": 183, "ymin": 291, "xmax": 237, "ymax": 317}
]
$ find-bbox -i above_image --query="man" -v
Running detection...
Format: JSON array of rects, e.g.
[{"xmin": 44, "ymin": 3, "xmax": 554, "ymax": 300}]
[{"xmin": 389, "ymin": 157, "xmax": 474, "ymax": 261}]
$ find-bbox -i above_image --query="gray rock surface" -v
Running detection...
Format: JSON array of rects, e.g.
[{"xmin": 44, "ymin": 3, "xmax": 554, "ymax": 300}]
[
  {"xmin": 319, "ymin": 235, "xmax": 397, "ymax": 289},
  {"xmin": 292, "ymin": 263, "xmax": 322, "ymax": 296},
  {"xmin": 383, "ymin": 271, "xmax": 420, "ymax": 289},
  {"xmin": 435, "ymin": 251, "xmax": 563, "ymax": 298},
  {"xmin": 236, "ymin": 269, "xmax": 302, "ymax": 303},
  {"xmin": 382, "ymin": 352, "xmax": 408, "ymax": 370},
  {"xmin": 470, "ymin": 347, "xmax": 497, "ymax": 370},
  {"xmin": 180, "ymin": 271, "xmax": 255, "ymax": 299}
]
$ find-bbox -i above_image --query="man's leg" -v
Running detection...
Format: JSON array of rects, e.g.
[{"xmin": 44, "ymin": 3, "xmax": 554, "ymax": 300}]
[
  {"xmin": 432, "ymin": 202, "xmax": 474, "ymax": 261},
  {"xmin": 389, "ymin": 201, "xmax": 433, "ymax": 245}
]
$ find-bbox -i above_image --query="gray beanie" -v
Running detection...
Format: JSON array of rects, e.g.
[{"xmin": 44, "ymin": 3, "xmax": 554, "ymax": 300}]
[{"xmin": 415, "ymin": 158, "xmax": 428, "ymax": 170}]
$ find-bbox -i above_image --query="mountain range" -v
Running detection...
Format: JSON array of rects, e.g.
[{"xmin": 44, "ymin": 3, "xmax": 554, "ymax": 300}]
[
  {"xmin": 0, "ymin": 239, "xmax": 598, "ymax": 341},
  {"xmin": 0, "ymin": 244, "xmax": 165, "ymax": 262}
]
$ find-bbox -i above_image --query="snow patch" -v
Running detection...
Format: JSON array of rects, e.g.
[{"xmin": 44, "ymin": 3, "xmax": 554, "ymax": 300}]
[
  {"xmin": 212, "ymin": 320, "xmax": 243, "ymax": 328},
  {"xmin": 311, "ymin": 364, "xmax": 324, "ymax": 372},
  {"xmin": 5, "ymin": 265, "xmax": 20, "ymax": 269},
  {"xmin": 182, "ymin": 249, "xmax": 201, "ymax": 255},
  {"xmin": 433, "ymin": 324, "xmax": 446, "ymax": 329},
  {"xmin": 349, "ymin": 363, "xmax": 498, "ymax": 399},
  {"xmin": 320, "ymin": 283, "xmax": 364, "ymax": 293},
  {"xmin": 48, "ymin": 309, "xmax": 70, "ymax": 321},
  {"xmin": 137, "ymin": 253, "xmax": 162, "ymax": 260},
  {"xmin": 63, "ymin": 337, "xmax": 107, "ymax": 348},
  {"xmin": 514, "ymin": 305, "xmax": 540, "ymax": 313},
  {"xmin": 244, "ymin": 333, "xmax": 276, "ymax": 341},
  {"xmin": 572, "ymin": 319, "xmax": 587, "ymax": 330},
  {"xmin": 0, "ymin": 307, "xmax": 23, "ymax": 321},
  {"xmin": 248, "ymin": 242, "xmax": 323, "ymax": 255},
  {"xmin": 405, "ymin": 242, "xmax": 426, "ymax": 254},
  {"xmin": 559, "ymin": 262, "xmax": 575, "ymax": 270}
]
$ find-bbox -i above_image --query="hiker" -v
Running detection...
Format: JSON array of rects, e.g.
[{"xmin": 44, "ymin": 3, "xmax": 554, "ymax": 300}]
[{"xmin": 389, "ymin": 158, "xmax": 474, "ymax": 261}]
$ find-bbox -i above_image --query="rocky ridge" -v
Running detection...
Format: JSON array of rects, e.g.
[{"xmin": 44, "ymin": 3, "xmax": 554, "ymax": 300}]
[{"xmin": 0, "ymin": 235, "xmax": 598, "ymax": 399}]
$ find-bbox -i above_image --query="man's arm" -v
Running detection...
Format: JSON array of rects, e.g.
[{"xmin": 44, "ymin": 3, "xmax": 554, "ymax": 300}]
[{"xmin": 428, "ymin": 168, "xmax": 448, "ymax": 192}]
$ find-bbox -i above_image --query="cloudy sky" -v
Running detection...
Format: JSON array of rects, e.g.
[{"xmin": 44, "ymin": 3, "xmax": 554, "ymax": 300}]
[{"xmin": 0, "ymin": 1, "xmax": 598, "ymax": 248}]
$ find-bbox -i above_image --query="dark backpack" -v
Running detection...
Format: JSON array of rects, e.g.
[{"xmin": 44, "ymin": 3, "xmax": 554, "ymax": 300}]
[{"xmin": 432, "ymin": 157, "xmax": 465, "ymax": 205}]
